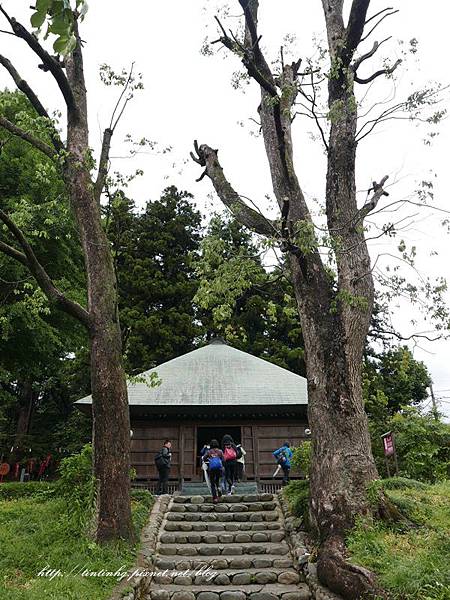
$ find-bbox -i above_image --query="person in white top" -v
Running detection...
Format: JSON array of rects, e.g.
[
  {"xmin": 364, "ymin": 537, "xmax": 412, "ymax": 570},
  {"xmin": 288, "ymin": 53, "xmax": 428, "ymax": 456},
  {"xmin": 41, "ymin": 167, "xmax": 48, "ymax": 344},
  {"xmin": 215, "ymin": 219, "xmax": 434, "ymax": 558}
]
[{"xmin": 236, "ymin": 443, "xmax": 246, "ymax": 482}]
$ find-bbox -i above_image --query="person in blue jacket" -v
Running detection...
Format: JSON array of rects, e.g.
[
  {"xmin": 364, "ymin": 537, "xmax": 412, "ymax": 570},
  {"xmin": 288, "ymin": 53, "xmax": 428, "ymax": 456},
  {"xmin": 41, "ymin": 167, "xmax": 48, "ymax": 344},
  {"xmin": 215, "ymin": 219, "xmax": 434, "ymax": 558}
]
[{"xmin": 273, "ymin": 442, "xmax": 293, "ymax": 486}]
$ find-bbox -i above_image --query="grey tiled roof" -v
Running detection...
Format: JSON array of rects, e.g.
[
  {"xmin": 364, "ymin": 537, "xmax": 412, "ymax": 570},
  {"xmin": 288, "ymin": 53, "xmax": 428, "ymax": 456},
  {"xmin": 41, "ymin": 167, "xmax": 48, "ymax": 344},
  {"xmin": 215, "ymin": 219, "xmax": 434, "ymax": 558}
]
[{"xmin": 76, "ymin": 339, "xmax": 308, "ymax": 407}]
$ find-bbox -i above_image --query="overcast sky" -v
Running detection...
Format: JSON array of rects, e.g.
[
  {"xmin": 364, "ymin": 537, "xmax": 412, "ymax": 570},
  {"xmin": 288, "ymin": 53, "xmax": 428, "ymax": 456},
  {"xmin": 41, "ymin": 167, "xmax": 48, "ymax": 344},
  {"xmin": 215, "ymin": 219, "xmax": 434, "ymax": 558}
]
[{"xmin": 1, "ymin": 1, "xmax": 449, "ymax": 417}]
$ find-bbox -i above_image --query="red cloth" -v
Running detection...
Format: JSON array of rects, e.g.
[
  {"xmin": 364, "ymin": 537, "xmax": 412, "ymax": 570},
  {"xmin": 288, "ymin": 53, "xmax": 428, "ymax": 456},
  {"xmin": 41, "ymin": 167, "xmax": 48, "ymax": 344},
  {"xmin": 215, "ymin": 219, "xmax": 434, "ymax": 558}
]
[{"xmin": 38, "ymin": 454, "xmax": 51, "ymax": 477}]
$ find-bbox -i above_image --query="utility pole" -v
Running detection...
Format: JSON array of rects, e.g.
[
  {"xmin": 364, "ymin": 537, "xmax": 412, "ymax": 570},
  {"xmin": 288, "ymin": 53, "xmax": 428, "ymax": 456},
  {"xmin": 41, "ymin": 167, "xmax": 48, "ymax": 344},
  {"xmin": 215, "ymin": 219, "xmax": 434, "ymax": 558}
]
[{"xmin": 429, "ymin": 383, "xmax": 439, "ymax": 420}]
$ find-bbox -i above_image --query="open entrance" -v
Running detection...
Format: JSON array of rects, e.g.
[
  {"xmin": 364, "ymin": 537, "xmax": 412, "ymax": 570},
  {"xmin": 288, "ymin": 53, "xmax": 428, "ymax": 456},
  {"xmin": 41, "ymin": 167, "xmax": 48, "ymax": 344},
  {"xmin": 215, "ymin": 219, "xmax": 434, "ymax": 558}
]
[{"xmin": 196, "ymin": 426, "xmax": 241, "ymax": 477}]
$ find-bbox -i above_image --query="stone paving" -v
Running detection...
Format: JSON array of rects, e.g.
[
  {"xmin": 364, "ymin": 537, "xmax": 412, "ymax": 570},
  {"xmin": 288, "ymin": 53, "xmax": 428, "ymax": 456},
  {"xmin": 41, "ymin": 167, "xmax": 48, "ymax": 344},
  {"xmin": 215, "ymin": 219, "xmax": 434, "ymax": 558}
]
[{"xmin": 144, "ymin": 493, "xmax": 311, "ymax": 600}]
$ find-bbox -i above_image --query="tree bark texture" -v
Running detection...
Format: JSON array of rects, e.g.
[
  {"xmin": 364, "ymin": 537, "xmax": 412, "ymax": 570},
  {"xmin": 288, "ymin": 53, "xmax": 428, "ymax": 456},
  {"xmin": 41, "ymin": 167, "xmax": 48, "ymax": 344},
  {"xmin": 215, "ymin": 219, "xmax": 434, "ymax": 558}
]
[
  {"xmin": 194, "ymin": 0, "xmax": 391, "ymax": 596},
  {"xmin": 0, "ymin": 12, "xmax": 133, "ymax": 541},
  {"xmin": 64, "ymin": 29, "xmax": 133, "ymax": 543}
]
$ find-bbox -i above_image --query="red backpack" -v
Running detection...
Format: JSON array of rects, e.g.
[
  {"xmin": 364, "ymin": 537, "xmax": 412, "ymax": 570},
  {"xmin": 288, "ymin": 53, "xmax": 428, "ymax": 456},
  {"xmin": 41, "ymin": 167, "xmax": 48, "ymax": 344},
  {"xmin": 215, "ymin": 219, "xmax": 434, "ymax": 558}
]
[{"xmin": 223, "ymin": 446, "xmax": 237, "ymax": 461}]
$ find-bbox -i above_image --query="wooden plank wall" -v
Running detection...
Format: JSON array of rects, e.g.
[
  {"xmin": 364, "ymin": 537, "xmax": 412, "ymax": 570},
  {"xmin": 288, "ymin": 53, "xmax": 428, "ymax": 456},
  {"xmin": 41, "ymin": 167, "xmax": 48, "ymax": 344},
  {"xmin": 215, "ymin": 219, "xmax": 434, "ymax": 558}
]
[
  {"xmin": 130, "ymin": 419, "xmax": 308, "ymax": 481},
  {"xmin": 254, "ymin": 424, "xmax": 307, "ymax": 478},
  {"xmin": 131, "ymin": 422, "xmax": 180, "ymax": 479}
]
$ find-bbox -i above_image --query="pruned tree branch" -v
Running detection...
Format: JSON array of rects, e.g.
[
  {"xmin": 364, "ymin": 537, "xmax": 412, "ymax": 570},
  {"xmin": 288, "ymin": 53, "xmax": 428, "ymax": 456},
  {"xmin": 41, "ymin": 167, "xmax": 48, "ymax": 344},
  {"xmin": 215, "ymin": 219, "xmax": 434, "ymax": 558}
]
[
  {"xmin": 354, "ymin": 58, "xmax": 401, "ymax": 84},
  {"xmin": 238, "ymin": 0, "xmax": 276, "ymax": 90},
  {"xmin": 0, "ymin": 5, "xmax": 75, "ymax": 112},
  {"xmin": 0, "ymin": 207, "xmax": 91, "ymax": 328},
  {"xmin": 0, "ymin": 53, "xmax": 64, "ymax": 152},
  {"xmin": 351, "ymin": 37, "xmax": 391, "ymax": 71},
  {"xmin": 360, "ymin": 9, "xmax": 399, "ymax": 43},
  {"xmin": 364, "ymin": 7, "xmax": 394, "ymax": 26},
  {"xmin": 214, "ymin": 15, "xmax": 277, "ymax": 97},
  {"xmin": 190, "ymin": 141, "xmax": 277, "ymax": 237},
  {"xmin": 0, "ymin": 115, "xmax": 57, "ymax": 159},
  {"xmin": 359, "ymin": 175, "xmax": 390, "ymax": 219},
  {"xmin": 94, "ymin": 127, "xmax": 112, "ymax": 203}
]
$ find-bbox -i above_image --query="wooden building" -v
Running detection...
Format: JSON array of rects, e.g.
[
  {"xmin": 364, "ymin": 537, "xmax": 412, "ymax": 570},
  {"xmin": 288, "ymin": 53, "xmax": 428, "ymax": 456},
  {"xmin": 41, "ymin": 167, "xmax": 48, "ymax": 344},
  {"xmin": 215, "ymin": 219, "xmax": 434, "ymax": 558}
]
[{"xmin": 76, "ymin": 338, "xmax": 309, "ymax": 489}]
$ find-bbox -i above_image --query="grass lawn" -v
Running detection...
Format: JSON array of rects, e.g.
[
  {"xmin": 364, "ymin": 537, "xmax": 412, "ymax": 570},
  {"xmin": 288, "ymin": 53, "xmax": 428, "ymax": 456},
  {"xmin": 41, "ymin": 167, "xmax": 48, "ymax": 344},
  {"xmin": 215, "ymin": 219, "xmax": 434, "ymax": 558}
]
[
  {"xmin": 0, "ymin": 483, "xmax": 153, "ymax": 600},
  {"xmin": 347, "ymin": 479, "xmax": 450, "ymax": 600}
]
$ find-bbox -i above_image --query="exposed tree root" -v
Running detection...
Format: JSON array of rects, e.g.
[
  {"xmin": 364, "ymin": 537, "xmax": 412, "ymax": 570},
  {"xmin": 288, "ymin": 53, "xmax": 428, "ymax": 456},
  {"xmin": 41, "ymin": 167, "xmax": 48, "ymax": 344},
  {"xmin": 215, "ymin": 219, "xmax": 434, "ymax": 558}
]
[
  {"xmin": 376, "ymin": 492, "xmax": 418, "ymax": 529},
  {"xmin": 314, "ymin": 492, "xmax": 419, "ymax": 599},
  {"xmin": 317, "ymin": 534, "xmax": 387, "ymax": 600}
]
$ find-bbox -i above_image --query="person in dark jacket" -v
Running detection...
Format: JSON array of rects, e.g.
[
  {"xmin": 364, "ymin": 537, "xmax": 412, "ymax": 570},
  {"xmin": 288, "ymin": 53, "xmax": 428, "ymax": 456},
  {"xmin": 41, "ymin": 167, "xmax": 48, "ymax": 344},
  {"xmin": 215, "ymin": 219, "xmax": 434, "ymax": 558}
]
[
  {"xmin": 155, "ymin": 439, "xmax": 172, "ymax": 495},
  {"xmin": 273, "ymin": 441, "xmax": 293, "ymax": 486},
  {"xmin": 221, "ymin": 434, "xmax": 239, "ymax": 495},
  {"xmin": 203, "ymin": 439, "xmax": 224, "ymax": 503}
]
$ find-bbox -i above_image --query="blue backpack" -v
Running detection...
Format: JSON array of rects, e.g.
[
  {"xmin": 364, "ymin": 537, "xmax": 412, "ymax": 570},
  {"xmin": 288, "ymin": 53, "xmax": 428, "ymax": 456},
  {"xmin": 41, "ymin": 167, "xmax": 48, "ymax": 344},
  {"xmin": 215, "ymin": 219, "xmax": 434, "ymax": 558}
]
[{"xmin": 208, "ymin": 455, "xmax": 222, "ymax": 471}]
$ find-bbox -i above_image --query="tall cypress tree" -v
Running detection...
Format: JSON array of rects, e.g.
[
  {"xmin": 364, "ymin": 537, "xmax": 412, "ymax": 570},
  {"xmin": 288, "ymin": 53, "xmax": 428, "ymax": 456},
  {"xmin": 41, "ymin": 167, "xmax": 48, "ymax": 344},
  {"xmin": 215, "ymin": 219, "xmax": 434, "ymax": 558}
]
[{"xmin": 109, "ymin": 186, "xmax": 203, "ymax": 372}]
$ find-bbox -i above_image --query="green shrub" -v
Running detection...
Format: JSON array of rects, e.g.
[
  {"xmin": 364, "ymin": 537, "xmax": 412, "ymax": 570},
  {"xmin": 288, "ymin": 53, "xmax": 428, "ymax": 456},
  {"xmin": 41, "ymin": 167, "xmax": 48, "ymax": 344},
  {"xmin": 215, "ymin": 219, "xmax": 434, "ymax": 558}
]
[
  {"xmin": 55, "ymin": 443, "xmax": 95, "ymax": 531},
  {"xmin": 291, "ymin": 441, "xmax": 311, "ymax": 477},
  {"xmin": 370, "ymin": 408, "xmax": 450, "ymax": 483},
  {"xmin": 283, "ymin": 479, "xmax": 310, "ymax": 520},
  {"xmin": 0, "ymin": 481, "xmax": 56, "ymax": 500}
]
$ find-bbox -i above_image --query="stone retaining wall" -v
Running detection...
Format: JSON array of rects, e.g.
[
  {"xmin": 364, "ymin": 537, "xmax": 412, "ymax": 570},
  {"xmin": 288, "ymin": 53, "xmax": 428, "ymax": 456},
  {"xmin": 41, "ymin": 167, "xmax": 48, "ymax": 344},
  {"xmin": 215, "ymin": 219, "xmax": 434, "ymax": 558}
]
[
  {"xmin": 277, "ymin": 493, "xmax": 343, "ymax": 600},
  {"xmin": 109, "ymin": 494, "xmax": 171, "ymax": 600}
]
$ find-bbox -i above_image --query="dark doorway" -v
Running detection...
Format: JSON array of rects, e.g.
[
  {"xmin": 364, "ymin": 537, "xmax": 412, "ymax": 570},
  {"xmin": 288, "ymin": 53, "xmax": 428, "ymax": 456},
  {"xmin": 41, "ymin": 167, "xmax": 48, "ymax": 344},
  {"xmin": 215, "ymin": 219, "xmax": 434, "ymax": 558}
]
[{"xmin": 196, "ymin": 426, "xmax": 241, "ymax": 474}]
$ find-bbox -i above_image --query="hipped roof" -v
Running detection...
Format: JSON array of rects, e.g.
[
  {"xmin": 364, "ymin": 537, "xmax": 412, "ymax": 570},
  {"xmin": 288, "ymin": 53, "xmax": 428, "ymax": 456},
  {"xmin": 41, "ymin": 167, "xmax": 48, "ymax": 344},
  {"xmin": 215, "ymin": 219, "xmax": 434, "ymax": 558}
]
[{"xmin": 76, "ymin": 338, "xmax": 308, "ymax": 408}]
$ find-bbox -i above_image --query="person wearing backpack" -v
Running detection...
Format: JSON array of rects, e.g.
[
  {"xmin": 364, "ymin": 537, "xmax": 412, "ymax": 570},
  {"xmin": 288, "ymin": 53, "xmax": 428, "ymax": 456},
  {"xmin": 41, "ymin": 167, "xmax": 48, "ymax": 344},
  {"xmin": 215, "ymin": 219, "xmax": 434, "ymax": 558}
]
[
  {"xmin": 272, "ymin": 441, "xmax": 293, "ymax": 486},
  {"xmin": 203, "ymin": 439, "xmax": 224, "ymax": 503},
  {"xmin": 154, "ymin": 439, "xmax": 172, "ymax": 495},
  {"xmin": 236, "ymin": 443, "xmax": 246, "ymax": 482},
  {"xmin": 221, "ymin": 434, "xmax": 241, "ymax": 495}
]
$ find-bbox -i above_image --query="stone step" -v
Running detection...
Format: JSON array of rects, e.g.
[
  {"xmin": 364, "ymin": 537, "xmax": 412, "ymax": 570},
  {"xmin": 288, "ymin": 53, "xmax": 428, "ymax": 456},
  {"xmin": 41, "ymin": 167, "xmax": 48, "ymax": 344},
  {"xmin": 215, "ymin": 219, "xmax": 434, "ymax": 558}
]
[
  {"xmin": 158, "ymin": 542, "xmax": 290, "ymax": 557},
  {"xmin": 147, "ymin": 583, "xmax": 311, "ymax": 600},
  {"xmin": 164, "ymin": 522, "xmax": 282, "ymax": 533},
  {"xmin": 169, "ymin": 504, "xmax": 279, "ymax": 514},
  {"xmin": 166, "ymin": 511, "xmax": 279, "ymax": 523},
  {"xmin": 159, "ymin": 531, "xmax": 285, "ymax": 545},
  {"xmin": 173, "ymin": 494, "xmax": 274, "ymax": 505},
  {"xmin": 170, "ymin": 502, "xmax": 277, "ymax": 514},
  {"xmin": 152, "ymin": 567, "xmax": 301, "ymax": 586},
  {"xmin": 179, "ymin": 482, "xmax": 259, "ymax": 496},
  {"xmin": 154, "ymin": 556, "xmax": 295, "ymax": 571}
]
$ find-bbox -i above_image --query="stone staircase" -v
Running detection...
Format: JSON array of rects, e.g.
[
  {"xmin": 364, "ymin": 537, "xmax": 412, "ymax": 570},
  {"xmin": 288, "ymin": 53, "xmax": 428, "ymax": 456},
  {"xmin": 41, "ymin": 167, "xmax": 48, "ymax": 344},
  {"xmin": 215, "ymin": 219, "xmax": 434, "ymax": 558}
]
[
  {"xmin": 146, "ymin": 493, "xmax": 311, "ymax": 600},
  {"xmin": 180, "ymin": 482, "xmax": 258, "ymax": 496}
]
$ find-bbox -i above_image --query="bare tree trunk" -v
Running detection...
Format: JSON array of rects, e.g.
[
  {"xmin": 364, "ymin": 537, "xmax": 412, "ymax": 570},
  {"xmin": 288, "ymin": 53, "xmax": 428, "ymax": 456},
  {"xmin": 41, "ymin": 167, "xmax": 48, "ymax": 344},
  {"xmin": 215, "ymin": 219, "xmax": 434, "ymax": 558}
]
[{"xmin": 192, "ymin": 0, "xmax": 396, "ymax": 596}]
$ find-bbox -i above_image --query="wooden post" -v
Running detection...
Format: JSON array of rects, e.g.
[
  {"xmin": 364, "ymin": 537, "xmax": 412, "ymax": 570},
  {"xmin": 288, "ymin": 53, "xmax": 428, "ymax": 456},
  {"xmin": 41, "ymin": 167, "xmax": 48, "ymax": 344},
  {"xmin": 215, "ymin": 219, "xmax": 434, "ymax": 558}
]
[
  {"xmin": 384, "ymin": 455, "xmax": 391, "ymax": 478},
  {"xmin": 193, "ymin": 424, "xmax": 198, "ymax": 481},
  {"xmin": 251, "ymin": 425, "xmax": 259, "ymax": 483},
  {"xmin": 392, "ymin": 431, "xmax": 399, "ymax": 475},
  {"xmin": 179, "ymin": 425, "xmax": 185, "ymax": 488}
]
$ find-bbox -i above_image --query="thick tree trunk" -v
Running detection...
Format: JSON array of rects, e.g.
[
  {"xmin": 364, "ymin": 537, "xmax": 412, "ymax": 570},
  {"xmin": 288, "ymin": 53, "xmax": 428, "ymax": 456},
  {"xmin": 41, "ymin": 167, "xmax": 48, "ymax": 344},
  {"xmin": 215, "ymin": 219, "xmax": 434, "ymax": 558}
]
[
  {"xmin": 194, "ymin": 1, "xmax": 390, "ymax": 595},
  {"xmin": 64, "ymin": 35, "xmax": 133, "ymax": 542},
  {"xmin": 290, "ymin": 257, "xmax": 383, "ymax": 598},
  {"xmin": 90, "ymin": 324, "xmax": 133, "ymax": 541},
  {"xmin": 0, "ymin": 9, "xmax": 133, "ymax": 542},
  {"xmin": 65, "ymin": 128, "xmax": 133, "ymax": 542}
]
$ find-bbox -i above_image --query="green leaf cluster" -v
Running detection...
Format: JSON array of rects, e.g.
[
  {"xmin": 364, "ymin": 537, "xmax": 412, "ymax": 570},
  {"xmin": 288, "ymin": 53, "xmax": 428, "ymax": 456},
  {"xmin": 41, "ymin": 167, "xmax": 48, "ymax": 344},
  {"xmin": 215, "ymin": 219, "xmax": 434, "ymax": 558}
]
[{"xmin": 30, "ymin": 0, "xmax": 88, "ymax": 55}]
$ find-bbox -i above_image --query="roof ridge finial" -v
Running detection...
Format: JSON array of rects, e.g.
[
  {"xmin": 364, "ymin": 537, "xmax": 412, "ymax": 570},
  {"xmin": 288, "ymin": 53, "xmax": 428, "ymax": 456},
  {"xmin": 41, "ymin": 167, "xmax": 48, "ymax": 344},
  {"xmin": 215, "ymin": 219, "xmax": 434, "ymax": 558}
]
[{"xmin": 209, "ymin": 335, "xmax": 227, "ymax": 345}]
